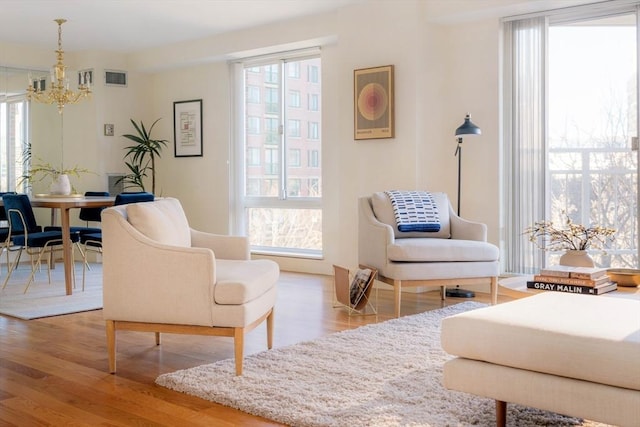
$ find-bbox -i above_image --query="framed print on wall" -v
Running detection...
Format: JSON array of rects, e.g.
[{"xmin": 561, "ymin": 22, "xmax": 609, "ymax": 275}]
[
  {"xmin": 173, "ymin": 99, "xmax": 203, "ymax": 157},
  {"xmin": 354, "ymin": 65, "xmax": 394, "ymax": 140}
]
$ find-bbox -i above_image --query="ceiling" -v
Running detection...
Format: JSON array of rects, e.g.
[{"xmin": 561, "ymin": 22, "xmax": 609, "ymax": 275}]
[
  {"xmin": 0, "ymin": 0, "xmax": 603, "ymax": 54},
  {"xmin": 0, "ymin": 0, "xmax": 364, "ymax": 53}
]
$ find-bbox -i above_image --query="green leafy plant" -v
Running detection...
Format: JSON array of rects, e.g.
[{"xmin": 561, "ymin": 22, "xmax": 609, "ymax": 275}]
[
  {"xmin": 119, "ymin": 118, "xmax": 168, "ymax": 194},
  {"xmin": 524, "ymin": 212, "xmax": 616, "ymax": 251}
]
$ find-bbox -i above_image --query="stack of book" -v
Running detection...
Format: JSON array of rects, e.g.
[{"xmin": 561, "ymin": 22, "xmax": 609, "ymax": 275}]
[{"xmin": 527, "ymin": 266, "xmax": 617, "ymax": 295}]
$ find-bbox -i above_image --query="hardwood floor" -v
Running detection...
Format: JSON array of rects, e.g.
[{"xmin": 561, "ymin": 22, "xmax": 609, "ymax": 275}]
[{"xmin": 0, "ymin": 270, "xmax": 513, "ymax": 426}]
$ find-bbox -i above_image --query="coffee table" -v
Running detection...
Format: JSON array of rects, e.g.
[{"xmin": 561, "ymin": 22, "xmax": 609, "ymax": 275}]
[{"xmin": 499, "ymin": 275, "xmax": 640, "ymax": 300}]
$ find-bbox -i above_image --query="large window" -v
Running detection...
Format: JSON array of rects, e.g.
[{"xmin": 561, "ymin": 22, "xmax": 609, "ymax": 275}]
[
  {"xmin": 503, "ymin": 3, "xmax": 639, "ymax": 273},
  {"xmin": 0, "ymin": 97, "xmax": 28, "ymax": 192},
  {"xmin": 235, "ymin": 53, "xmax": 322, "ymax": 256}
]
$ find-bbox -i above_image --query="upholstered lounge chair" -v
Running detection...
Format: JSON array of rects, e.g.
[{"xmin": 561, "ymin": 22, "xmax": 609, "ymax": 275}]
[
  {"xmin": 102, "ymin": 197, "xmax": 279, "ymax": 375},
  {"xmin": 358, "ymin": 191, "xmax": 499, "ymax": 317},
  {"xmin": 80, "ymin": 191, "xmax": 154, "ymax": 290}
]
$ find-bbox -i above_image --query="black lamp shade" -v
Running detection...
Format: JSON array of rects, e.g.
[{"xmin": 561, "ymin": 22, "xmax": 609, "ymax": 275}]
[{"xmin": 455, "ymin": 114, "xmax": 481, "ymax": 136}]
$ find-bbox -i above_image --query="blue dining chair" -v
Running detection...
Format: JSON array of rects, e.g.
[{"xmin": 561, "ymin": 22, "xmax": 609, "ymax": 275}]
[
  {"xmin": 80, "ymin": 192, "xmax": 154, "ymax": 290},
  {"xmin": 43, "ymin": 191, "xmax": 111, "ymax": 275},
  {"xmin": 113, "ymin": 192, "xmax": 155, "ymax": 205},
  {"xmin": 2, "ymin": 194, "xmax": 81, "ymax": 293},
  {"xmin": 0, "ymin": 192, "xmax": 17, "ymax": 271},
  {"xmin": 44, "ymin": 191, "xmax": 110, "ymax": 235}
]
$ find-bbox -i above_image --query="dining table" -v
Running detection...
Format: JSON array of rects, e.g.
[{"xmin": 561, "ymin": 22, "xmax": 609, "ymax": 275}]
[{"xmin": 29, "ymin": 195, "xmax": 115, "ymax": 295}]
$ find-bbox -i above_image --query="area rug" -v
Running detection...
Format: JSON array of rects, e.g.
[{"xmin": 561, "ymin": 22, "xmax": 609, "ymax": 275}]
[
  {"xmin": 0, "ymin": 264, "xmax": 102, "ymax": 320},
  {"xmin": 156, "ymin": 302, "xmax": 608, "ymax": 427}
]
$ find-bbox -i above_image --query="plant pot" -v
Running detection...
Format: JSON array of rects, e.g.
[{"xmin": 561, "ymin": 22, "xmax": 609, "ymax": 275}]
[
  {"xmin": 559, "ymin": 250, "xmax": 595, "ymax": 267},
  {"xmin": 50, "ymin": 174, "xmax": 72, "ymax": 195}
]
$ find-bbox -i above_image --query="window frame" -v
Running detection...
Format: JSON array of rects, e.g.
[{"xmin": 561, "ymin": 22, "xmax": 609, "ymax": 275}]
[
  {"xmin": 501, "ymin": 2, "xmax": 640, "ymax": 274},
  {"xmin": 231, "ymin": 49, "xmax": 323, "ymax": 257},
  {"xmin": 0, "ymin": 96, "xmax": 29, "ymax": 193}
]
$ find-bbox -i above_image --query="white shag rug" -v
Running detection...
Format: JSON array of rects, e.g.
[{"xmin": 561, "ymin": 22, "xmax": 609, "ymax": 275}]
[
  {"xmin": 156, "ymin": 302, "xmax": 609, "ymax": 427},
  {"xmin": 0, "ymin": 263, "xmax": 102, "ymax": 320}
]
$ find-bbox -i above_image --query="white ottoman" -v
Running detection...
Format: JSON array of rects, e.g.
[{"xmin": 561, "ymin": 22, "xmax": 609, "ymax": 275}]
[{"xmin": 441, "ymin": 292, "xmax": 640, "ymax": 427}]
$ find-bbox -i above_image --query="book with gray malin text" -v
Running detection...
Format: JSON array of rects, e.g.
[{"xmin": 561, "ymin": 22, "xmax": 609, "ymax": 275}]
[{"xmin": 527, "ymin": 281, "xmax": 617, "ymax": 295}]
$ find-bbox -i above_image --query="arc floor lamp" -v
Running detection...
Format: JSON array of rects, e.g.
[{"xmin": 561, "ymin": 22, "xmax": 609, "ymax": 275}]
[{"xmin": 447, "ymin": 113, "xmax": 482, "ymax": 298}]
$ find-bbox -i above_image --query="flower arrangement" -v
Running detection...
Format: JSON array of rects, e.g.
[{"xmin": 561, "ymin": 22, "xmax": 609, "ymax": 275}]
[
  {"xmin": 19, "ymin": 161, "xmax": 93, "ymax": 194},
  {"xmin": 21, "ymin": 162, "xmax": 91, "ymax": 183},
  {"xmin": 524, "ymin": 212, "xmax": 616, "ymax": 251},
  {"xmin": 17, "ymin": 143, "xmax": 93, "ymax": 194}
]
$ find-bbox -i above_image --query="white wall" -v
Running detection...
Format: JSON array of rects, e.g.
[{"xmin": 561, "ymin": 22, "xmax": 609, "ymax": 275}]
[
  {"xmin": 144, "ymin": 0, "xmax": 502, "ymax": 275},
  {"xmin": 1, "ymin": 1, "xmax": 503, "ymax": 275},
  {"xmin": 150, "ymin": 63, "xmax": 232, "ymax": 233},
  {"xmin": 435, "ymin": 19, "xmax": 501, "ymax": 243}
]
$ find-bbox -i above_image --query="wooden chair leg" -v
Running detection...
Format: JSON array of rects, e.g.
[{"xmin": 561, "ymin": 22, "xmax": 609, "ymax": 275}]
[
  {"xmin": 490, "ymin": 276, "xmax": 498, "ymax": 305},
  {"xmin": 266, "ymin": 309, "xmax": 274, "ymax": 350},
  {"xmin": 233, "ymin": 328, "xmax": 244, "ymax": 376},
  {"xmin": 496, "ymin": 400, "xmax": 507, "ymax": 427},
  {"xmin": 440, "ymin": 286, "xmax": 446, "ymax": 301},
  {"xmin": 106, "ymin": 320, "xmax": 117, "ymax": 374},
  {"xmin": 393, "ymin": 279, "xmax": 402, "ymax": 317},
  {"xmin": 155, "ymin": 332, "xmax": 160, "ymax": 345}
]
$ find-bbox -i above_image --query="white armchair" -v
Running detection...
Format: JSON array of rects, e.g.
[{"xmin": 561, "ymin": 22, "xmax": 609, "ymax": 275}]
[
  {"xmin": 359, "ymin": 192, "xmax": 499, "ymax": 317},
  {"xmin": 102, "ymin": 197, "xmax": 279, "ymax": 375}
]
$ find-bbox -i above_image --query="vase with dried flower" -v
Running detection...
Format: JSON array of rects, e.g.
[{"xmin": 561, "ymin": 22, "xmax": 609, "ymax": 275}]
[
  {"xmin": 20, "ymin": 161, "xmax": 93, "ymax": 196},
  {"xmin": 523, "ymin": 212, "xmax": 616, "ymax": 267}
]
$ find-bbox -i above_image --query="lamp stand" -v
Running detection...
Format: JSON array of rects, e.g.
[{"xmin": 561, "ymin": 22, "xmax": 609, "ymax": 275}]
[
  {"xmin": 455, "ymin": 137, "xmax": 462, "ymax": 216},
  {"xmin": 448, "ymin": 136, "xmax": 475, "ymax": 299}
]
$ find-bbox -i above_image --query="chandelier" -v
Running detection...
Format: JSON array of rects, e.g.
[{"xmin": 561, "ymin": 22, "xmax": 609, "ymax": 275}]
[{"xmin": 26, "ymin": 19, "xmax": 91, "ymax": 113}]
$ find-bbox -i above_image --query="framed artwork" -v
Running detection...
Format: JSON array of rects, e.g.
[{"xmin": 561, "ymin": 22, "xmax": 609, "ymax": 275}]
[
  {"xmin": 354, "ymin": 65, "xmax": 394, "ymax": 140},
  {"xmin": 78, "ymin": 69, "xmax": 93, "ymax": 86},
  {"xmin": 173, "ymin": 99, "xmax": 203, "ymax": 157}
]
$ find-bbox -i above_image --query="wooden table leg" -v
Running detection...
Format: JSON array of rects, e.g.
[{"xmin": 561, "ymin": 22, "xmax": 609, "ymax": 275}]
[
  {"xmin": 49, "ymin": 207, "xmax": 57, "ymax": 269},
  {"xmin": 60, "ymin": 207, "xmax": 73, "ymax": 295},
  {"xmin": 496, "ymin": 400, "xmax": 507, "ymax": 427}
]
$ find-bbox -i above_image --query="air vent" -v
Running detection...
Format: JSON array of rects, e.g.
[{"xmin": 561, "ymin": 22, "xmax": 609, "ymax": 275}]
[
  {"xmin": 107, "ymin": 174, "xmax": 125, "ymax": 195},
  {"xmin": 105, "ymin": 70, "xmax": 127, "ymax": 87}
]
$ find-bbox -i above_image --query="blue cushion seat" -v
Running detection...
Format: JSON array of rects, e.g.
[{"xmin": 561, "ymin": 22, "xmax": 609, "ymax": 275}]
[
  {"xmin": 45, "ymin": 225, "xmax": 102, "ymax": 235},
  {"xmin": 81, "ymin": 232, "xmax": 102, "ymax": 247},
  {"xmin": 12, "ymin": 230, "xmax": 80, "ymax": 247},
  {"xmin": 72, "ymin": 226, "xmax": 102, "ymax": 234}
]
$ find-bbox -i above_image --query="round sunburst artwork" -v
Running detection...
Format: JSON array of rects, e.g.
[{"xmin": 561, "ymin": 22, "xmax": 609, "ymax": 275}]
[{"xmin": 357, "ymin": 82, "xmax": 388, "ymax": 121}]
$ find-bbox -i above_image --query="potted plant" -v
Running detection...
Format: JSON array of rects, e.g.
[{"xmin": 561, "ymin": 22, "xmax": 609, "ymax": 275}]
[
  {"xmin": 119, "ymin": 118, "xmax": 168, "ymax": 194},
  {"xmin": 523, "ymin": 212, "xmax": 616, "ymax": 266},
  {"xmin": 20, "ymin": 159, "xmax": 92, "ymax": 196}
]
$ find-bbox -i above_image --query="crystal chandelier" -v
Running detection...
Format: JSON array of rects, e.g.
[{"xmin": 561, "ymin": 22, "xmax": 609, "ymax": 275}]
[{"xmin": 26, "ymin": 19, "xmax": 91, "ymax": 113}]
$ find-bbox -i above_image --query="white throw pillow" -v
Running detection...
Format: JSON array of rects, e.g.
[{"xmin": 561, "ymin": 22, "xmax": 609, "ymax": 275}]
[
  {"xmin": 371, "ymin": 191, "xmax": 451, "ymax": 239},
  {"xmin": 126, "ymin": 198, "xmax": 191, "ymax": 247}
]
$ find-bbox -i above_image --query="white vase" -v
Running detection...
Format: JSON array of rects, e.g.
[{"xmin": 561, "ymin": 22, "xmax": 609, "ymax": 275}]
[
  {"xmin": 50, "ymin": 174, "xmax": 72, "ymax": 195},
  {"xmin": 559, "ymin": 250, "xmax": 595, "ymax": 267}
]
